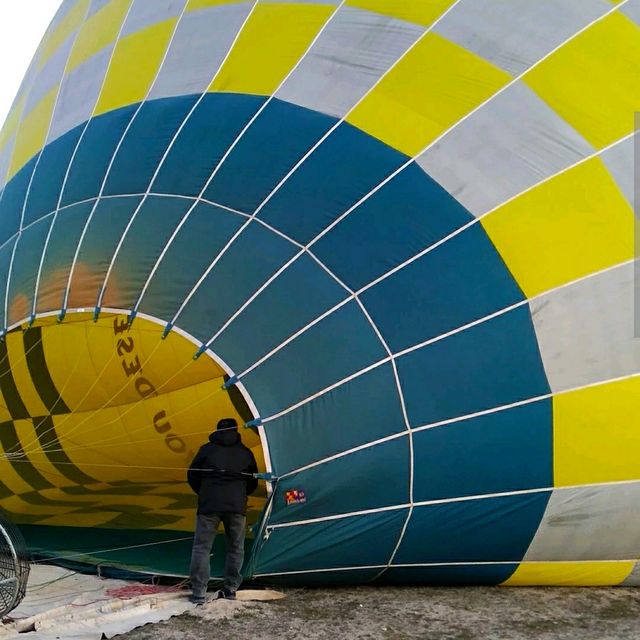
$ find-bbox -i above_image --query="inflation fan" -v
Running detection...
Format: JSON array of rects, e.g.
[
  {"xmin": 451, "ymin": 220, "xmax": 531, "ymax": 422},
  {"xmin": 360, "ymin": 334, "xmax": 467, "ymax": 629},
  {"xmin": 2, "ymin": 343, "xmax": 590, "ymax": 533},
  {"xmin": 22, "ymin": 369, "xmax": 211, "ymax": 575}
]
[{"xmin": 0, "ymin": 515, "xmax": 29, "ymax": 617}]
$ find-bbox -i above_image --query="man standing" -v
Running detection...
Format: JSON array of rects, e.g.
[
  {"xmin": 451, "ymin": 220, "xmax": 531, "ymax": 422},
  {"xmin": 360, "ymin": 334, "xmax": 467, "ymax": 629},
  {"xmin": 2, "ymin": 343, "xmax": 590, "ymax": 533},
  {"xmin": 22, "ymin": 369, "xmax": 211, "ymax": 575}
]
[{"xmin": 187, "ymin": 417, "xmax": 258, "ymax": 604}]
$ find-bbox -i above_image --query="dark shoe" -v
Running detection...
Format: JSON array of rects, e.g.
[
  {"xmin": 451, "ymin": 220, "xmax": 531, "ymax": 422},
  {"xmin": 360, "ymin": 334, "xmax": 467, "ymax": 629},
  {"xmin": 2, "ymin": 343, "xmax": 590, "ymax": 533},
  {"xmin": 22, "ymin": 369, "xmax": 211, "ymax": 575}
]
[
  {"xmin": 213, "ymin": 588, "xmax": 236, "ymax": 600},
  {"xmin": 190, "ymin": 594, "xmax": 206, "ymax": 605}
]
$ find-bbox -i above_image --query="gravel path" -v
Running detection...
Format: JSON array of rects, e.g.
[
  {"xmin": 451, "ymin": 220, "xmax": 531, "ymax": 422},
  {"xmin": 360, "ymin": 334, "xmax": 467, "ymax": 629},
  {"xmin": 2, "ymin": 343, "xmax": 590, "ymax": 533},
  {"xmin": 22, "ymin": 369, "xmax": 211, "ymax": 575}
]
[{"xmin": 119, "ymin": 586, "xmax": 640, "ymax": 639}]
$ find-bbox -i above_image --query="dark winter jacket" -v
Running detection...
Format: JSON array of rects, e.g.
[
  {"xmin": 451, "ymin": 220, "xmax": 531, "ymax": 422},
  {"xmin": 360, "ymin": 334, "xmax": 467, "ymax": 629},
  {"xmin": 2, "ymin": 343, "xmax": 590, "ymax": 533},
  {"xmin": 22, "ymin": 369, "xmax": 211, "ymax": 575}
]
[{"xmin": 187, "ymin": 429, "xmax": 258, "ymax": 515}]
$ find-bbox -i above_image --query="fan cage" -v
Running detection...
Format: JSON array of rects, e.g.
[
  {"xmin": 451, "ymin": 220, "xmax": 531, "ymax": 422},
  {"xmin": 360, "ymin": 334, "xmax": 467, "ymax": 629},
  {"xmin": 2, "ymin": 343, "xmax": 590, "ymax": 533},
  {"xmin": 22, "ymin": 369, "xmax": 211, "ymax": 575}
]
[{"xmin": 0, "ymin": 514, "xmax": 30, "ymax": 618}]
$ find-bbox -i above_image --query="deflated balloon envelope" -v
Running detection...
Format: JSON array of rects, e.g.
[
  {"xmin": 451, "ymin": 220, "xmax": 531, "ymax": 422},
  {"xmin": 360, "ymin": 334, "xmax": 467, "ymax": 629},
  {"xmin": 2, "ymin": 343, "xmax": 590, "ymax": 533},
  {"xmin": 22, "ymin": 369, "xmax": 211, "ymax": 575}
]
[{"xmin": 0, "ymin": 0, "xmax": 637, "ymax": 586}]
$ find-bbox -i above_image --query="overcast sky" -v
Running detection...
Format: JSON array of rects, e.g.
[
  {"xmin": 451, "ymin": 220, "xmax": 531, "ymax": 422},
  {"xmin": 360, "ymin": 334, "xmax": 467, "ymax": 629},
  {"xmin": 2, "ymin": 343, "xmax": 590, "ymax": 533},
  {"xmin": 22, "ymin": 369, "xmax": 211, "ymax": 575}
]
[{"xmin": 0, "ymin": 1, "xmax": 61, "ymax": 125}]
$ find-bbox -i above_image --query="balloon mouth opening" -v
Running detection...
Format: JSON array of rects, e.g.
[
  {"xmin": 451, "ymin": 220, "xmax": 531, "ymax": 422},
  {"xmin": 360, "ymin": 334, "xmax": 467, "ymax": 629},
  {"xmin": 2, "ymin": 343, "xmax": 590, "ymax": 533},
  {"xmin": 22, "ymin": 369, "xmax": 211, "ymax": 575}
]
[{"xmin": 0, "ymin": 310, "xmax": 267, "ymax": 576}]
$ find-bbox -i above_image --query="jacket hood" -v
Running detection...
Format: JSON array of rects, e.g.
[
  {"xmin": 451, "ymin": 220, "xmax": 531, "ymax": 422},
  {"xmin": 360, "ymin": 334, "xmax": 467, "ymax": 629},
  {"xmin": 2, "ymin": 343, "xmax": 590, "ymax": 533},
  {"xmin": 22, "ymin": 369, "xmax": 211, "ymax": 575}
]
[{"xmin": 209, "ymin": 429, "xmax": 241, "ymax": 446}]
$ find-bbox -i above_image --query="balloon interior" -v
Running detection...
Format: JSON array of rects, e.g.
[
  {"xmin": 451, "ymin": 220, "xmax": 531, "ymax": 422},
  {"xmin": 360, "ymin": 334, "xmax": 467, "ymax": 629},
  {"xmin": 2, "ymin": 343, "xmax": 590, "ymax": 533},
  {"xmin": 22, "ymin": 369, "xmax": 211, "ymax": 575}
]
[{"xmin": 0, "ymin": 0, "xmax": 637, "ymax": 586}]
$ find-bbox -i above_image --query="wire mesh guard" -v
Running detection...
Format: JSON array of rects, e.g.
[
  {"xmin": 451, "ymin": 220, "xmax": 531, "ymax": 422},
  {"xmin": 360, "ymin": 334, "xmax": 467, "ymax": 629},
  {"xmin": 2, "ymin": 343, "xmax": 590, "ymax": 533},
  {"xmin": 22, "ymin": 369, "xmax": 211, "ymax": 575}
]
[{"xmin": 0, "ymin": 514, "xmax": 30, "ymax": 617}]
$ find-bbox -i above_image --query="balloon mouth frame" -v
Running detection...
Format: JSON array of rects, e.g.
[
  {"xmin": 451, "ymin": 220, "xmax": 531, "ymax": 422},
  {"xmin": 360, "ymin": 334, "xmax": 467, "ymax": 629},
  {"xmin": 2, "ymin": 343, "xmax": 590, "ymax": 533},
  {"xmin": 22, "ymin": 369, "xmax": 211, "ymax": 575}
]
[{"xmin": 0, "ymin": 307, "xmax": 273, "ymax": 550}]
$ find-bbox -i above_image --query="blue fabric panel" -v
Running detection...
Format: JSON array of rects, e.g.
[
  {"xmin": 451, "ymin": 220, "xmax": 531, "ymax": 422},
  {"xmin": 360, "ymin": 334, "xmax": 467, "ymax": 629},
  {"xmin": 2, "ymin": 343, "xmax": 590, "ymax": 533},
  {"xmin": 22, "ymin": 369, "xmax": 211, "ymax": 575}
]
[
  {"xmin": 258, "ymin": 122, "xmax": 406, "ymax": 244},
  {"xmin": 99, "ymin": 195, "xmax": 193, "ymax": 310},
  {"xmin": 23, "ymin": 127, "xmax": 83, "ymax": 226},
  {"xmin": 264, "ymin": 363, "xmax": 406, "ymax": 474},
  {"xmin": 103, "ymin": 96, "xmax": 199, "ymax": 197},
  {"xmin": 60, "ymin": 105, "xmax": 137, "ymax": 207},
  {"xmin": 204, "ymin": 98, "xmax": 335, "ymax": 212},
  {"xmin": 397, "ymin": 306, "xmax": 550, "ymax": 427},
  {"xmin": 258, "ymin": 568, "xmax": 380, "ymax": 586},
  {"xmin": 211, "ymin": 253, "xmax": 346, "ymax": 374},
  {"xmin": 412, "ymin": 399, "xmax": 553, "ymax": 503},
  {"xmin": 6, "ymin": 218, "xmax": 51, "ymax": 326},
  {"xmin": 176, "ymin": 222, "xmax": 298, "ymax": 344},
  {"xmin": 361, "ymin": 224, "xmax": 525, "ymax": 353},
  {"xmin": 35, "ymin": 201, "xmax": 94, "ymax": 314},
  {"xmin": 0, "ymin": 157, "xmax": 37, "ymax": 247},
  {"xmin": 382, "ymin": 564, "xmax": 517, "ymax": 585},
  {"xmin": 313, "ymin": 162, "xmax": 473, "ymax": 291},
  {"xmin": 256, "ymin": 508, "xmax": 408, "ymax": 574},
  {"xmin": 269, "ymin": 437, "xmax": 410, "ymax": 524},
  {"xmin": 0, "ymin": 238, "xmax": 17, "ymax": 326},
  {"xmin": 152, "ymin": 93, "xmax": 265, "ymax": 197},
  {"xmin": 395, "ymin": 492, "xmax": 551, "ymax": 564},
  {"xmin": 66, "ymin": 196, "xmax": 142, "ymax": 309},
  {"xmin": 241, "ymin": 300, "xmax": 388, "ymax": 417},
  {"xmin": 138, "ymin": 201, "xmax": 244, "ymax": 323}
]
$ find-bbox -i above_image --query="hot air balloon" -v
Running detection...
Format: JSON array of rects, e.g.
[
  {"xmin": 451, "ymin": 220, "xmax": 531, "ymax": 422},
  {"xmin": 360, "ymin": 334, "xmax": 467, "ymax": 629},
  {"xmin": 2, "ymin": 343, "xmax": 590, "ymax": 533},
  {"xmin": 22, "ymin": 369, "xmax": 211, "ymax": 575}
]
[{"xmin": 0, "ymin": 0, "xmax": 637, "ymax": 587}]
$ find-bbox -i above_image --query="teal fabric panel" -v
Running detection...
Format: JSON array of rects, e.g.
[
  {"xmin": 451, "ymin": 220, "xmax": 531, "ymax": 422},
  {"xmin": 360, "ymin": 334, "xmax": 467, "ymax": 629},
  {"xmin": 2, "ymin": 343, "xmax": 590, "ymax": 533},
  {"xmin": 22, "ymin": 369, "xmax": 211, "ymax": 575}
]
[
  {"xmin": 264, "ymin": 363, "xmax": 405, "ymax": 474},
  {"xmin": 412, "ymin": 399, "xmax": 553, "ymax": 502},
  {"xmin": 270, "ymin": 436, "xmax": 410, "ymax": 524},
  {"xmin": 137, "ymin": 201, "xmax": 244, "ymax": 322},
  {"xmin": 255, "ymin": 509, "xmax": 408, "ymax": 575},
  {"xmin": 241, "ymin": 301, "xmax": 387, "ymax": 417},
  {"xmin": 395, "ymin": 493, "xmax": 551, "ymax": 564}
]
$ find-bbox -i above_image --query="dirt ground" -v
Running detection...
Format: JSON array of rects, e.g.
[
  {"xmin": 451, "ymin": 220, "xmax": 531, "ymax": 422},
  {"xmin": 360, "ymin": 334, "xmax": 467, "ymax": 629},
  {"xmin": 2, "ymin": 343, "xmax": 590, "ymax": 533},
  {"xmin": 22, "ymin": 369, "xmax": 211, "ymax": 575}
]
[{"xmin": 119, "ymin": 586, "xmax": 640, "ymax": 640}]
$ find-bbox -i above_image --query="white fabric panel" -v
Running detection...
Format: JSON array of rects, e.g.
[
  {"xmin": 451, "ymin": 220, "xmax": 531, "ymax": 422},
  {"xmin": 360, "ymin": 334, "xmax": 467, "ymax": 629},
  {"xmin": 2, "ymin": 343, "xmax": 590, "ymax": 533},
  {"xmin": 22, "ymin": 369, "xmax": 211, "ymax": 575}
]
[
  {"xmin": 621, "ymin": 0, "xmax": 640, "ymax": 25},
  {"xmin": 277, "ymin": 6, "xmax": 424, "ymax": 118},
  {"xmin": 149, "ymin": 3, "xmax": 253, "ymax": 100},
  {"xmin": 530, "ymin": 262, "xmax": 640, "ymax": 393},
  {"xmin": 601, "ymin": 137, "xmax": 634, "ymax": 210},
  {"xmin": 48, "ymin": 45, "xmax": 114, "ymax": 143},
  {"xmin": 6, "ymin": 55, "xmax": 42, "ymax": 128},
  {"xmin": 6, "ymin": 565, "xmax": 197, "ymax": 638},
  {"xmin": 122, "ymin": 0, "xmax": 186, "ymax": 37},
  {"xmin": 88, "ymin": 0, "xmax": 113, "ymax": 19},
  {"xmin": 0, "ymin": 135, "xmax": 15, "ymax": 193},
  {"xmin": 24, "ymin": 33, "xmax": 76, "ymax": 118},
  {"xmin": 524, "ymin": 483, "xmax": 640, "ymax": 561},
  {"xmin": 434, "ymin": 0, "xmax": 612, "ymax": 76},
  {"xmin": 417, "ymin": 81, "xmax": 594, "ymax": 217},
  {"xmin": 622, "ymin": 562, "xmax": 640, "ymax": 586}
]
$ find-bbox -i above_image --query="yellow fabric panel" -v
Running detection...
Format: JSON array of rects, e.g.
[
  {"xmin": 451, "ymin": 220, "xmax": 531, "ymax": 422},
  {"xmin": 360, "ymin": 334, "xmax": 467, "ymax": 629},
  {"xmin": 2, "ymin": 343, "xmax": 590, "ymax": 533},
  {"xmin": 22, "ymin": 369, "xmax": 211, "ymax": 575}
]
[
  {"xmin": 67, "ymin": 0, "xmax": 132, "ymax": 72},
  {"xmin": 346, "ymin": 0, "xmax": 455, "ymax": 27},
  {"xmin": 0, "ymin": 392, "xmax": 11, "ymax": 423},
  {"xmin": 43, "ymin": 314, "xmax": 223, "ymax": 411},
  {"xmin": 44, "ymin": 318, "xmax": 116, "ymax": 413},
  {"xmin": 524, "ymin": 12, "xmax": 640, "ymax": 149},
  {"xmin": 11, "ymin": 419, "xmax": 72, "ymax": 487},
  {"xmin": 5, "ymin": 332, "xmax": 49, "ymax": 419},
  {"xmin": 8, "ymin": 88, "xmax": 58, "ymax": 180},
  {"xmin": 47, "ymin": 407, "xmax": 157, "ymax": 485},
  {"xmin": 37, "ymin": 512, "xmax": 123, "ymax": 527},
  {"xmin": 481, "ymin": 158, "xmax": 633, "ymax": 298},
  {"xmin": 504, "ymin": 561, "xmax": 634, "ymax": 586},
  {"xmin": 38, "ymin": 0, "xmax": 90, "ymax": 68},
  {"xmin": 0, "ymin": 95, "xmax": 25, "ymax": 154},
  {"xmin": 187, "ymin": 0, "xmax": 246, "ymax": 11},
  {"xmin": 0, "ymin": 457, "xmax": 37, "ymax": 495},
  {"xmin": 210, "ymin": 3, "xmax": 335, "ymax": 95},
  {"xmin": 45, "ymin": 380, "xmax": 246, "ymax": 483},
  {"xmin": 95, "ymin": 18, "xmax": 177, "ymax": 116},
  {"xmin": 0, "ymin": 493, "xmax": 76, "ymax": 517},
  {"xmin": 38, "ymin": 314, "xmax": 257, "ymax": 459},
  {"xmin": 347, "ymin": 33, "xmax": 511, "ymax": 157},
  {"xmin": 553, "ymin": 377, "xmax": 640, "ymax": 487}
]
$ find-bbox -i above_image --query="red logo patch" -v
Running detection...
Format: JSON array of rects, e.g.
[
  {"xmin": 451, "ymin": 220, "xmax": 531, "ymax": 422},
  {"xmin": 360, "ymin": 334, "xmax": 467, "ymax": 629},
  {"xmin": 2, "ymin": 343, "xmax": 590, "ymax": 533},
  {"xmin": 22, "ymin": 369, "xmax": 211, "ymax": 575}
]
[{"xmin": 284, "ymin": 489, "xmax": 307, "ymax": 505}]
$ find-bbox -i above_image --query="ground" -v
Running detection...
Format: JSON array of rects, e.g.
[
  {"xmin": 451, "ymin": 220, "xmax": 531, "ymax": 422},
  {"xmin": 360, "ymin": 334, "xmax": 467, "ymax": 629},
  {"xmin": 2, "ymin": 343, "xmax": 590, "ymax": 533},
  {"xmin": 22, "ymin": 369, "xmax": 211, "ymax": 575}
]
[{"xmin": 118, "ymin": 586, "xmax": 640, "ymax": 639}]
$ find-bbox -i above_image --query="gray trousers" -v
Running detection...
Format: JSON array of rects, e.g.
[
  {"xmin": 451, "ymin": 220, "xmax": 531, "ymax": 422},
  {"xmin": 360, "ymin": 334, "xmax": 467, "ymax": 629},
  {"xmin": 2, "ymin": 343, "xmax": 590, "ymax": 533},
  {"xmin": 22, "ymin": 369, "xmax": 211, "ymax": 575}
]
[{"xmin": 189, "ymin": 512, "xmax": 246, "ymax": 596}]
